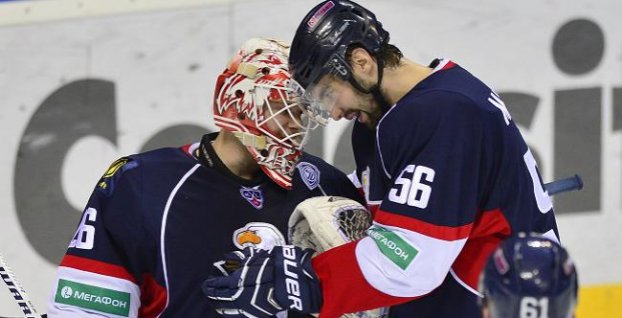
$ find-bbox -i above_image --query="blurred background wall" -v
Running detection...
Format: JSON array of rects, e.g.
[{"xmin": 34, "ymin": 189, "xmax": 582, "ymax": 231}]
[{"xmin": 0, "ymin": 0, "xmax": 620, "ymax": 316}]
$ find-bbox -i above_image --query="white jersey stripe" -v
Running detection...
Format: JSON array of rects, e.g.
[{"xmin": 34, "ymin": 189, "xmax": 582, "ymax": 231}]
[
  {"xmin": 449, "ymin": 268, "xmax": 483, "ymax": 297},
  {"xmin": 431, "ymin": 58, "xmax": 451, "ymax": 72},
  {"xmin": 347, "ymin": 170, "xmax": 361, "ymax": 188},
  {"xmin": 158, "ymin": 164, "xmax": 201, "ymax": 317},
  {"xmin": 355, "ymin": 221, "xmax": 466, "ymax": 297},
  {"xmin": 542, "ymin": 228, "xmax": 560, "ymax": 244}
]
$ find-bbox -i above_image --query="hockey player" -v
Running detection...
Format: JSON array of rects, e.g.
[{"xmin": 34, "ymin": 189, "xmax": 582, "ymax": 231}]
[
  {"xmin": 46, "ymin": 38, "xmax": 363, "ymax": 317},
  {"xmin": 202, "ymin": 1, "xmax": 562, "ymax": 318},
  {"xmin": 479, "ymin": 233, "xmax": 578, "ymax": 318}
]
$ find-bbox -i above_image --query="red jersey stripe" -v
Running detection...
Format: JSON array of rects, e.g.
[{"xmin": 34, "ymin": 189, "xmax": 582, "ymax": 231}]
[
  {"xmin": 60, "ymin": 255, "xmax": 137, "ymax": 284},
  {"xmin": 313, "ymin": 241, "xmax": 418, "ymax": 318},
  {"xmin": 441, "ymin": 61, "xmax": 457, "ymax": 70},
  {"xmin": 367, "ymin": 203, "xmax": 380, "ymax": 219},
  {"xmin": 375, "ymin": 209, "xmax": 472, "ymax": 241},
  {"xmin": 180, "ymin": 144, "xmax": 193, "ymax": 156},
  {"xmin": 139, "ymin": 273, "xmax": 167, "ymax": 318},
  {"xmin": 452, "ymin": 208, "xmax": 511, "ymax": 289}
]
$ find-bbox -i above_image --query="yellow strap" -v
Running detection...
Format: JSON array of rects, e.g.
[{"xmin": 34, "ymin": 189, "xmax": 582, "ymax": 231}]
[
  {"xmin": 233, "ymin": 131, "xmax": 266, "ymax": 150},
  {"xmin": 236, "ymin": 62, "xmax": 258, "ymax": 78}
]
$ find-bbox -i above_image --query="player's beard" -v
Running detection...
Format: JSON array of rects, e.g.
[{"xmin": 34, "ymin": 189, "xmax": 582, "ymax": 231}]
[
  {"xmin": 355, "ymin": 92, "xmax": 383, "ymax": 129},
  {"xmin": 357, "ymin": 109, "xmax": 380, "ymax": 129}
]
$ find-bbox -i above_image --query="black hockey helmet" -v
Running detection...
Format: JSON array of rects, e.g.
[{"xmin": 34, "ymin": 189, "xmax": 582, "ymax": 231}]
[
  {"xmin": 479, "ymin": 233, "xmax": 578, "ymax": 318},
  {"xmin": 289, "ymin": 0, "xmax": 390, "ymax": 90}
]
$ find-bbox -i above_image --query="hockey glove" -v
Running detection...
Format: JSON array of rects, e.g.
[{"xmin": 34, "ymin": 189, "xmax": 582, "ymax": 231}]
[
  {"xmin": 212, "ymin": 248, "xmax": 256, "ymax": 276},
  {"xmin": 203, "ymin": 245, "xmax": 322, "ymax": 318}
]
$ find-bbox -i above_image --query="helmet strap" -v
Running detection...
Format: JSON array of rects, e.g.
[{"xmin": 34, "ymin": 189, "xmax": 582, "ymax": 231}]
[
  {"xmin": 232, "ymin": 131, "xmax": 267, "ymax": 150},
  {"xmin": 347, "ymin": 57, "xmax": 391, "ymax": 113}
]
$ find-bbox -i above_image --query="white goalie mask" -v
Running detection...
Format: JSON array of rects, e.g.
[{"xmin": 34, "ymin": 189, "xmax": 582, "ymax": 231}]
[{"xmin": 213, "ymin": 38, "xmax": 319, "ymax": 189}]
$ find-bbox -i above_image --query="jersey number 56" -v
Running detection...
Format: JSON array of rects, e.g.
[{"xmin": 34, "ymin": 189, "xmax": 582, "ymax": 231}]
[{"xmin": 388, "ymin": 164, "xmax": 435, "ymax": 209}]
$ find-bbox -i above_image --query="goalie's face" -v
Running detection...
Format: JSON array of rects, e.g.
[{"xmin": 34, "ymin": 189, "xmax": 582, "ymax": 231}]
[{"xmin": 256, "ymin": 87, "xmax": 313, "ymax": 149}]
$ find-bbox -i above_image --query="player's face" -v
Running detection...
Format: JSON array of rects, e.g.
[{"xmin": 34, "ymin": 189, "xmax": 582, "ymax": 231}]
[{"xmin": 307, "ymin": 75, "xmax": 382, "ymax": 128}]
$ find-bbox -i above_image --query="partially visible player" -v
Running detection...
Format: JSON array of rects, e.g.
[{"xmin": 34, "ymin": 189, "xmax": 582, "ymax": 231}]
[
  {"xmin": 46, "ymin": 38, "xmax": 362, "ymax": 318},
  {"xmin": 203, "ymin": 1, "xmax": 563, "ymax": 318},
  {"xmin": 479, "ymin": 233, "xmax": 578, "ymax": 318}
]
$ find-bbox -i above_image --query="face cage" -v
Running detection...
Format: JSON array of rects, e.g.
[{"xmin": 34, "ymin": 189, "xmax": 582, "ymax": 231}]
[
  {"xmin": 288, "ymin": 78, "xmax": 337, "ymax": 127},
  {"xmin": 250, "ymin": 140, "xmax": 301, "ymax": 189},
  {"xmin": 253, "ymin": 82, "xmax": 319, "ymax": 149}
]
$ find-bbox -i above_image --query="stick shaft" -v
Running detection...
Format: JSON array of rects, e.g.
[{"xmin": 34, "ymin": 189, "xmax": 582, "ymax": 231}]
[
  {"xmin": 0, "ymin": 253, "xmax": 41, "ymax": 318},
  {"xmin": 544, "ymin": 174, "xmax": 584, "ymax": 195}
]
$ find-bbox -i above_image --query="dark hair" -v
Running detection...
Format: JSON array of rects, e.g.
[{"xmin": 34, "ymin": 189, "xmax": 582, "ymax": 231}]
[{"xmin": 346, "ymin": 43, "xmax": 403, "ymax": 69}]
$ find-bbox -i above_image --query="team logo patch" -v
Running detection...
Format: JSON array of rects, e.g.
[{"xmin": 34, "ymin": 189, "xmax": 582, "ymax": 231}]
[
  {"xmin": 102, "ymin": 158, "xmax": 129, "ymax": 179},
  {"xmin": 232, "ymin": 222, "xmax": 286, "ymax": 250},
  {"xmin": 54, "ymin": 279, "xmax": 130, "ymax": 317},
  {"xmin": 367, "ymin": 226, "xmax": 419, "ymax": 270},
  {"xmin": 240, "ymin": 186, "xmax": 264, "ymax": 209},
  {"xmin": 97, "ymin": 157, "xmax": 137, "ymax": 195},
  {"xmin": 297, "ymin": 162, "xmax": 320, "ymax": 190}
]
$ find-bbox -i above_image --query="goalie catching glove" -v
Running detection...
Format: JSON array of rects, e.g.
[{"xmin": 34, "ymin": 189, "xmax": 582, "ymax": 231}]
[
  {"xmin": 202, "ymin": 245, "xmax": 322, "ymax": 318},
  {"xmin": 288, "ymin": 196, "xmax": 372, "ymax": 253},
  {"xmin": 289, "ymin": 196, "xmax": 387, "ymax": 318}
]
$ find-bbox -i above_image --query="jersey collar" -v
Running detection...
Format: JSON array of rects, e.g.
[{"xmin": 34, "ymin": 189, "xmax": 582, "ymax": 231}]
[{"xmin": 196, "ymin": 133, "xmax": 269, "ymax": 187}]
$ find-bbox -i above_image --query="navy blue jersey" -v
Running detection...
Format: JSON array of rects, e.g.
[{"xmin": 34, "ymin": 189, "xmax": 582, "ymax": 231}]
[
  {"xmin": 349, "ymin": 120, "xmax": 376, "ymax": 204},
  {"xmin": 311, "ymin": 59, "xmax": 559, "ymax": 318},
  {"xmin": 47, "ymin": 133, "xmax": 362, "ymax": 318}
]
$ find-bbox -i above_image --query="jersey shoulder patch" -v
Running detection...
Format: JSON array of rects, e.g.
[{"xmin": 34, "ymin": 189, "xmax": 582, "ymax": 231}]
[
  {"xmin": 298, "ymin": 152, "xmax": 335, "ymax": 173},
  {"xmin": 296, "ymin": 161, "xmax": 321, "ymax": 191},
  {"xmin": 298, "ymin": 151, "xmax": 348, "ymax": 182},
  {"xmin": 96, "ymin": 157, "xmax": 139, "ymax": 196}
]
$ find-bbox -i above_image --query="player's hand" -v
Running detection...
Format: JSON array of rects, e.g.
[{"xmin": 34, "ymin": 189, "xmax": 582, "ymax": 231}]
[
  {"xmin": 202, "ymin": 245, "xmax": 322, "ymax": 318},
  {"xmin": 212, "ymin": 247, "xmax": 256, "ymax": 276}
]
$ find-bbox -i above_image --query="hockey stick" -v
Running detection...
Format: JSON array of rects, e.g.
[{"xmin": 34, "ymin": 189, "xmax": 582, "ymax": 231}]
[
  {"xmin": 0, "ymin": 253, "xmax": 45, "ymax": 318},
  {"xmin": 544, "ymin": 174, "xmax": 583, "ymax": 196}
]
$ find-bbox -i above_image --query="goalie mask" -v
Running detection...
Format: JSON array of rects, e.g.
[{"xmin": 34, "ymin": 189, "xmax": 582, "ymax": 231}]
[{"xmin": 214, "ymin": 38, "xmax": 318, "ymax": 189}]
